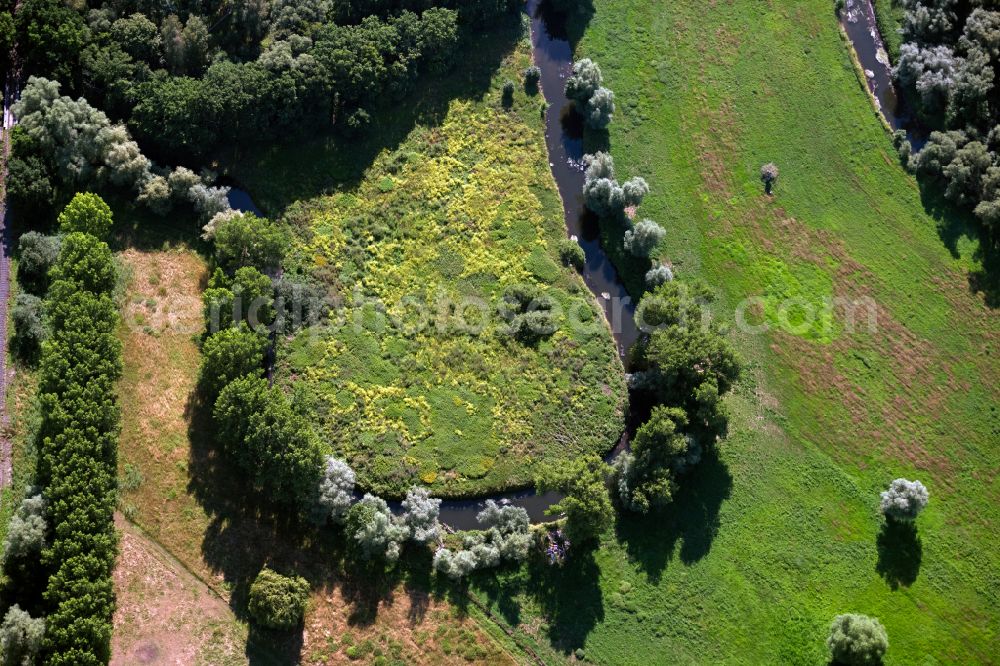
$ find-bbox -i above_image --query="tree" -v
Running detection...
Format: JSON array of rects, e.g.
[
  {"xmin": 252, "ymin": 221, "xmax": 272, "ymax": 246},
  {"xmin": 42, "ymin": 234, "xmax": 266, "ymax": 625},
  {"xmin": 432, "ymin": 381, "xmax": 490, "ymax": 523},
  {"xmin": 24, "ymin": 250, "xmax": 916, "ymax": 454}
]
[
  {"xmin": 3, "ymin": 492, "xmax": 46, "ymax": 562},
  {"xmin": 213, "ymin": 376, "xmax": 324, "ymax": 507},
  {"xmin": 109, "ymin": 12, "xmax": 160, "ymax": 63},
  {"xmin": 584, "ymin": 86, "xmax": 615, "ymax": 129},
  {"xmin": 213, "ymin": 212, "xmax": 286, "ymax": 272},
  {"xmin": 198, "ymin": 325, "xmax": 267, "ymax": 401},
  {"xmin": 536, "ymin": 455, "xmax": 613, "ymax": 544},
  {"xmin": 557, "ymin": 238, "xmax": 585, "ymax": 270},
  {"xmin": 827, "ymin": 614, "xmax": 889, "ymax": 665},
  {"xmin": 17, "ymin": 231, "xmax": 60, "ymax": 294},
  {"xmin": 247, "ymin": 568, "xmax": 310, "ymax": 630},
  {"xmin": 400, "ymin": 486, "xmax": 441, "ymax": 543},
  {"xmin": 879, "ymin": 479, "xmax": 929, "ymax": 522},
  {"xmin": 894, "ymin": 43, "xmax": 957, "ymax": 120},
  {"xmin": 613, "ymin": 406, "xmax": 697, "ymax": 513},
  {"xmin": 14, "ymin": 0, "xmax": 89, "ymax": 85},
  {"xmin": 58, "ymin": 192, "xmax": 114, "ymax": 238},
  {"xmin": 49, "ymin": 232, "xmax": 117, "ymax": 295},
  {"xmin": 11, "ymin": 294, "xmax": 45, "ymax": 364},
  {"xmin": 565, "ymin": 58, "xmax": 603, "ymax": 109},
  {"xmin": 433, "ymin": 547, "xmax": 478, "ymax": 580},
  {"xmin": 315, "ymin": 456, "xmax": 356, "ymax": 525},
  {"xmin": 475, "ymin": 500, "xmax": 531, "ymax": 562},
  {"xmin": 760, "ymin": 162, "xmax": 779, "ymax": 193},
  {"xmin": 623, "ymin": 219, "xmax": 665, "ymax": 257},
  {"xmin": 0, "ymin": 605, "xmax": 45, "ymax": 666},
  {"xmin": 345, "ymin": 494, "xmax": 408, "ymax": 563}
]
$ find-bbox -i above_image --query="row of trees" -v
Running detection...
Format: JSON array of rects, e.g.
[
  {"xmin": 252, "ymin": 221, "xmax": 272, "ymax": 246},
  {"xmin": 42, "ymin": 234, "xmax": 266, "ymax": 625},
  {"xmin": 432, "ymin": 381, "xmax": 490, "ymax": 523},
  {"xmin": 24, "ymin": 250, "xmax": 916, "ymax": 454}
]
[
  {"xmin": 1, "ymin": 193, "xmax": 123, "ymax": 664},
  {"xmin": 894, "ymin": 0, "xmax": 1000, "ymax": 236},
  {"xmin": 8, "ymin": 76, "xmax": 232, "ymax": 222}
]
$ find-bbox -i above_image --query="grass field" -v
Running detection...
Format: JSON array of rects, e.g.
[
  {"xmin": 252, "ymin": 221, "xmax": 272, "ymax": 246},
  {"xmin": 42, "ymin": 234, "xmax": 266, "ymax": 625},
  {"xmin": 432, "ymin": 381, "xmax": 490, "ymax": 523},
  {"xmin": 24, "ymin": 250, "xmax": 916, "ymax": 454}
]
[
  {"xmin": 468, "ymin": 0, "xmax": 1000, "ymax": 663},
  {"xmin": 268, "ymin": 20, "xmax": 627, "ymax": 498}
]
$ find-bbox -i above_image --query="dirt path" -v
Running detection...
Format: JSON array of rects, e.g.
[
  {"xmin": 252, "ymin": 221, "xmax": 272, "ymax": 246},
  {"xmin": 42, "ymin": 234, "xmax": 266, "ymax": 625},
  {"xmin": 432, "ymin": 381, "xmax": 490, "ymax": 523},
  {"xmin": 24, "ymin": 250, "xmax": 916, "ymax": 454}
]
[
  {"xmin": 111, "ymin": 514, "xmax": 249, "ymax": 666},
  {"xmin": 0, "ymin": 74, "xmax": 17, "ymax": 489}
]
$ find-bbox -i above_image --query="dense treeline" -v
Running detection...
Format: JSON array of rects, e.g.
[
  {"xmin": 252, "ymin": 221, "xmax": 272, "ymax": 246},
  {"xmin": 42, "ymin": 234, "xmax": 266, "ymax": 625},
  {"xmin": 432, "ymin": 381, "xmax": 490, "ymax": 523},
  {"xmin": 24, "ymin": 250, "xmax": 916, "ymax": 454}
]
[
  {"xmin": 1, "ymin": 194, "xmax": 122, "ymax": 665},
  {"xmin": 894, "ymin": 0, "xmax": 1000, "ymax": 238},
  {"xmin": 6, "ymin": 0, "xmax": 517, "ymax": 166}
]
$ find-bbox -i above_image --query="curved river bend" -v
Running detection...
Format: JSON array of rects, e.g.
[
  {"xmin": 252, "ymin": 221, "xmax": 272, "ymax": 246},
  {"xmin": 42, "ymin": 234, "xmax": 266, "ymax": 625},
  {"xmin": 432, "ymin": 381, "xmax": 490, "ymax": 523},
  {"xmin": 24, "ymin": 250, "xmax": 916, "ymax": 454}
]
[{"xmin": 229, "ymin": 0, "xmax": 896, "ymax": 530}]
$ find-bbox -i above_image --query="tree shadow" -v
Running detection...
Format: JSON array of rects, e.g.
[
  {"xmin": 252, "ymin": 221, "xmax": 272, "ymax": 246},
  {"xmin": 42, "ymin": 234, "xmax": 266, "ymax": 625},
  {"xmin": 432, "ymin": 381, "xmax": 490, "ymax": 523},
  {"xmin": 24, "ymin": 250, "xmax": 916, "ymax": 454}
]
[
  {"xmin": 614, "ymin": 449, "xmax": 733, "ymax": 583},
  {"xmin": 220, "ymin": 14, "xmax": 525, "ymax": 216},
  {"xmin": 526, "ymin": 550, "xmax": 604, "ymax": 654},
  {"xmin": 875, "ymin": 519, "xmax": 922, "ymax": 590},
  {"xmin": 919, "ymin": 179, "xmax": 1000, "ymax": 308},
  {"xmin": 535, "ymin": 0, "xmax": 596, "ymax": 50}
]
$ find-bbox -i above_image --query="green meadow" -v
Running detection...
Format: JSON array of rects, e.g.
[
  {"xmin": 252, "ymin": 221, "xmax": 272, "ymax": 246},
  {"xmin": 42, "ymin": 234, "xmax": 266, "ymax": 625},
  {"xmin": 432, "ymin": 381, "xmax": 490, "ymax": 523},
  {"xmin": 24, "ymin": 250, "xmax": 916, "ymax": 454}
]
[{"xmin": 470, "ymin": 0, "xmax": 999, "ymax": 662}]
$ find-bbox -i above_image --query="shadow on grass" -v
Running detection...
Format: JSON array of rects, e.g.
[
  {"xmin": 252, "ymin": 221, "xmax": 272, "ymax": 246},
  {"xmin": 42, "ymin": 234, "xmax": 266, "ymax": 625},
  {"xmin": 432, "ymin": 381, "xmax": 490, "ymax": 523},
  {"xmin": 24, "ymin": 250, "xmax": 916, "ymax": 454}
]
[
  {"xmin": 614, "ymin": 449, "xmax": 732, "ymax": 583},
  {"xmin": 920, "ymin": 180, "xmax": 1000, "ymax": 308},
  {"xmin": 472, "ymin": 549, "xmax": 603, "ymax": 656},
  {"xmin": 875, "ymin": 519, "xmax": 922, "ymax": 590},
  {"xmin": 221, "ymin": 14, "xmax": 525, "ymax": 216}
]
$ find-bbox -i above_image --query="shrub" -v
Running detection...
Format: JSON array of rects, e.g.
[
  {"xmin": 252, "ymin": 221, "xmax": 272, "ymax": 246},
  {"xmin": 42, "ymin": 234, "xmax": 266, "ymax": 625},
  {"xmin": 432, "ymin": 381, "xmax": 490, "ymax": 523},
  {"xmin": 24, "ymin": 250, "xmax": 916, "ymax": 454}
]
[
  {"xmin": 11, "ymin": 293, "xmax": 45, "ymax": 363},
  {"xmin": 827, "ymin": 614, "xmax": 888, "ymax": 665},
  {"xmin": 315, "ymin": 456, "xmax": 356, "ymax": 525},
  {"xmin": 0, "ymin": 605, "xmax": 45, "ymax": 666},
  {"xmin": 57, "ymin": 192, "xmax": 114, "ymax": 239},
  {"xmin": 345, "ymin": 494, "xmax": 408, "ymax": 563},
  {"xmin": 879, "ymin": 479, "xmax": 929, "ymax": 522},
  {"xmin": 433, "ymin": 547, "xmax": 478, "ymax": 580},
  {"xmin": 501, "ymin": 80, "xmax": 515, "ymax": 107},
  {"xmin": 198, "ymin": 324, "xmax": 267, "ymax": 401},
  {"xmin": 760, "ymin": 162, "xmax": 779, "ymax": 193},
  {"xmin": 16, "ymin": 231, "xmax": 59, "ymax": 294},
  {"xmin": 645, "ymin": 264, "xmax": 674, "ymax": 287},
  {"xmin": 557, "ymin": 238, "xmax": 585, "ymax": 270},
  {"xmin": 523, "ymin": 65, "xmax": 540, "ymax": 94},
  {"xmin": 623, "ymin": 219, "xmax": 665, "ymax": 257},
  {"xmin": 400, "ymin": 486, "xmax": 441, "ymax": 543},
  {"xmin": 248, "ymin": 568, "xmax": 310, "ymax": 630}
]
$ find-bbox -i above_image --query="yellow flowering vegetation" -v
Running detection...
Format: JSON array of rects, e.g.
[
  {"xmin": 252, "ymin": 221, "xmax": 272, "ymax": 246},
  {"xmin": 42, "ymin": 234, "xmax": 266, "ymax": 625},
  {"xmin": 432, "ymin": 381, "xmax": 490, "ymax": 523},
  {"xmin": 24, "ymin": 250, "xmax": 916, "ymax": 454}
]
[{"xmin": 277, "ymin": 42, "xmax": 627, "ymax": 497}]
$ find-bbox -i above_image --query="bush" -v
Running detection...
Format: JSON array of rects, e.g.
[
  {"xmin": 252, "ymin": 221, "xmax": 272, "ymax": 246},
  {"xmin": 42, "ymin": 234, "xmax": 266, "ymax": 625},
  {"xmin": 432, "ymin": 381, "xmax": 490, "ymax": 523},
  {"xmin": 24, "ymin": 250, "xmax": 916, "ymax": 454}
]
[
  {"xmin": 760, "ymin": 162, "xmax": 779, "ymax": 193},
  {"xmin": 0, "ymin": 605, "xmax": 44, "ymax": 666},
  {"xmin": 248, "ymin": 568, "xmax": 310, "ymax": 630},
  {"xmin": 623, "ymin": 219, "xmax": 665, "ymax": 257},
  {"xmin": 557, "ymin": 238, "xmax": 585, "ymax": 270},
  {"xmin": 11, "ymin": 293, "xmax": 45, "ymax": 363},
  {"xmin": 879, "ymin": 479, "xmax": 929, "ymax": 522},
  {"xmin": 523, "ymin": 65, "xmax": 540, "ymax": 94},
  {"xmin": 16, "ymin": 231, "xmax": 59, "ymax": 294},
  {"xmin": 501, "ymin": 80, "xmax": 515, "ymax": 107},
  {"xmin": 827, "ymin": 614, "xmax": 888, "ymax": 665},
  {"xmin": 645, "ymin": 264, "xmax": 674, "ymax": 287},
  {"xmin": 57, "ymin": 192, "xmax": 114, "ymax": 239},
  {"xmin": 314, "ymin": 456, "xmax": 356, "ymax": 525}
]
